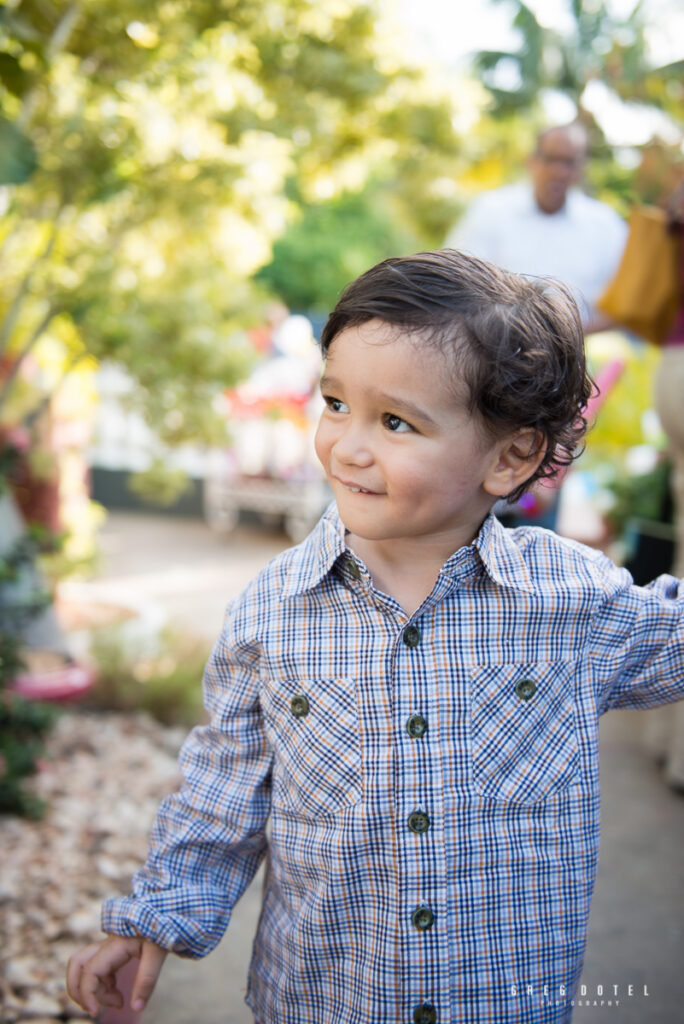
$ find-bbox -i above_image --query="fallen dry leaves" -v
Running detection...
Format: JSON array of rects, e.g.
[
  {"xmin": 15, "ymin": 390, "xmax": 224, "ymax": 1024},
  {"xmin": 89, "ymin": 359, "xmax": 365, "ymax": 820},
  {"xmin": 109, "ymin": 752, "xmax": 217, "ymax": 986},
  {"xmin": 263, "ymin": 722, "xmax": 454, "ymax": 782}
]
[{"xmin": 1, "ymin": 711, "xmax": 184, "ymax": 1023}]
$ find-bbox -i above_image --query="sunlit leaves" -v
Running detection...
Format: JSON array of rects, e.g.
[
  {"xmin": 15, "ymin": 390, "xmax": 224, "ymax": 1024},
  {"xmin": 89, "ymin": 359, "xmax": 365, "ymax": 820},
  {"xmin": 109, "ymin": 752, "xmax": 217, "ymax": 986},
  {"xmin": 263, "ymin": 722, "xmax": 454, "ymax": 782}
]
[
  {"xmin": 0, "ymin": 0, "xmax": 469, "ymax": 451},
  {"xmin": 0, "ymin": 117, "xmax": 36, "ymax": 183},
  {"xmin": 474, "ymin": 0, "xmax": 678, "ymax": 131}
]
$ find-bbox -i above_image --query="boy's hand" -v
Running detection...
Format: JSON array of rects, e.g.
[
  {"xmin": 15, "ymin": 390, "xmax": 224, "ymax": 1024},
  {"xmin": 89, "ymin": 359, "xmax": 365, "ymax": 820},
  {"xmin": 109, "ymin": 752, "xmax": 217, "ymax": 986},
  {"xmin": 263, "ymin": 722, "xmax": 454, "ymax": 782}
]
[{"xmin": 66, "ymin": 934, "xmax": 167, "ymax": 1017}]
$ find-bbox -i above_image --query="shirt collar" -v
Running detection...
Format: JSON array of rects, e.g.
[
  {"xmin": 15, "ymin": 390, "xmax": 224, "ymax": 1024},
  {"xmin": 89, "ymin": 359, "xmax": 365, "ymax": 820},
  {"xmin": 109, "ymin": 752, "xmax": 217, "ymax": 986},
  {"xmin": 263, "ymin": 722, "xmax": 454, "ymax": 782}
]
[
  {"xmin": 280, "ymin": 502, "xmax": 347, "ymax": 598},
  {"xmin": 280, "ymin": 504, "xmax": 535, "ymax": 599},
  {"xmin": 473, "ymin": 513, "xmax": 535, "ymax": 594}
]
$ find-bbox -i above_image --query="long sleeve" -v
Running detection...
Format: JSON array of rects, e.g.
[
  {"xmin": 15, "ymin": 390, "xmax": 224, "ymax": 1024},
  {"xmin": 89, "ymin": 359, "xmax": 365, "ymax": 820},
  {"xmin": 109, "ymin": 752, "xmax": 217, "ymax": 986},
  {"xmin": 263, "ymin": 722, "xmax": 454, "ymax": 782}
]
[
  {"xmin": 590, "ymin": 570, "xmax": 684, "ymax": 714},
  {"xmin": 102, "ymin": 602, "xmax": 272, "ymax": 958}
]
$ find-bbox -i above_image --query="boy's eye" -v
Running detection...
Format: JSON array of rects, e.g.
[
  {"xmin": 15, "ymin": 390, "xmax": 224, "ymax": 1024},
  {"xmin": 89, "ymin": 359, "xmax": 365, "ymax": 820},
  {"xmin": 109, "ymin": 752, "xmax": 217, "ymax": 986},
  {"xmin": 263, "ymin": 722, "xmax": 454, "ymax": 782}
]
[
  {"xmin": 323, "ymin": 396, "xmax": 349, "ymax": 414},
  {"xmin": 384, "ymin": 413, "xmax": 413, "ymax": 433}
]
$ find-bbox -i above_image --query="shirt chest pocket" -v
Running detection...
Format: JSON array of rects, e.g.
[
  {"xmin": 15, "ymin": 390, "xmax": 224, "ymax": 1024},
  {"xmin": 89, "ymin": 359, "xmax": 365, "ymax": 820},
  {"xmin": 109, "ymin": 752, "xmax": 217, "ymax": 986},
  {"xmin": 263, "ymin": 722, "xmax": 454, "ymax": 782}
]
[
  {"xmin": 470, "ymin": 660, "xmax": 580, "ymax": 804},
  {"xmin": 261, "ymin": 676, "xmax": 363, "ymax": 819}
]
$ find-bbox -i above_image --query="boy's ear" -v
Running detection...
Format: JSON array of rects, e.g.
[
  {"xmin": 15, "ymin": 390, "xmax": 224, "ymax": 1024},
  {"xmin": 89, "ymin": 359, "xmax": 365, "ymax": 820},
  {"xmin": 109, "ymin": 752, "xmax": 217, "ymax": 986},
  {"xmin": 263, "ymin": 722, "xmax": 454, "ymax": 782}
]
[{"xmin": 483, "ymin": 428, "xmax": 547, "ymax": 498}]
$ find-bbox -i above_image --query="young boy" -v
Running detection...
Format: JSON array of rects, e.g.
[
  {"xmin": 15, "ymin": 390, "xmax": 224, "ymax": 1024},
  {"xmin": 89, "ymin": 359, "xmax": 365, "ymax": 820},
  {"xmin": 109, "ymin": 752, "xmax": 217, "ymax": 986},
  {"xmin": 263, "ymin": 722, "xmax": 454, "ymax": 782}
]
[{"xmin": 67, "ymin": 250, "xmax": 684, "ymax": 1023}]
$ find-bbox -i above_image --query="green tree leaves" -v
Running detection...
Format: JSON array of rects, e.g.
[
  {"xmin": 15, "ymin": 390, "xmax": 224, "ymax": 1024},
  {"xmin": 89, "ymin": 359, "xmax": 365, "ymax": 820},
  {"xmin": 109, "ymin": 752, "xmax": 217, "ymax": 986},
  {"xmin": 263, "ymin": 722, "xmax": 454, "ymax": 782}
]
[
  {"xmin": 0, "ymin": 117, "xmax": 36, "ymax": 183},
  {"xmin": 0, "ymin": 0, "xmax": 470, "ymax": 456}
]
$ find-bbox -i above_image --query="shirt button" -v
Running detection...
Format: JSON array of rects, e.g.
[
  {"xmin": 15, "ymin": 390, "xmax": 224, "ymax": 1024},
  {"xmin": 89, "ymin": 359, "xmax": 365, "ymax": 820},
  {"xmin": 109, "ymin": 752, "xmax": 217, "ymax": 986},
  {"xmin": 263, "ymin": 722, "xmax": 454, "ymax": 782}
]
[
  {"xmin": 411, "ymin": 905, "xmax": 435, "ymax": 931},
  {"xmin": 403, "ymin": 625, "xmax": 421, "ymax": 647},
  {"xmin": 347, "ymin": 558, "xmax": 361, "ymax": 580},
  {"xmin": 406, "ymin": 714, "xmax": 428, "ymax": 739},
  {"xmin": 413, "ymin": 1003, "xmax": 437, "ymax": 1023},
  {"xmin": 290, "ymin": 694, "xmax": 310, "ymax": 717},
  {"xmin": 515, "ymin": 678, "xmax": 537, "ymax": 701},
  {"xmin": 407, "ymin": 810, "xmax": 431, "ymax": 834}
]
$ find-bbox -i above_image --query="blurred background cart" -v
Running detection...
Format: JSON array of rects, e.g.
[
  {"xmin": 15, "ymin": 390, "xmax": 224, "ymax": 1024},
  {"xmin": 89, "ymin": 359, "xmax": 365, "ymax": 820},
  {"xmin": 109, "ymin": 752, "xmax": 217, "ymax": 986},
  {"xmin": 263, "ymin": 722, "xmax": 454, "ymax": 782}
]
[{"xmin": 203, "ymin": 312, "xmax": 330, "ymax": 543}]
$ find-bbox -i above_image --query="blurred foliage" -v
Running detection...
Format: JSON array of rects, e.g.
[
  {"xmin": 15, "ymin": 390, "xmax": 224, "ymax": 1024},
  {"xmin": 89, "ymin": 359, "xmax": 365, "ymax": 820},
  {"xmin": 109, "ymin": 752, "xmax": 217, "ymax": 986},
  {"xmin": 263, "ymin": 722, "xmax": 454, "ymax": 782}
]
[
  {"xmin": 256, "ymin": 180, "xmax": 418, "ymax": 312},
  {"xmin": 476, "ymin": 0, "xmax": 656, "ymax": 114},
  {"xmin": 0, "ymin": 693, "xmax": 57, "ymax": 818},
  {"xmin": 85, "ymin": 624, "xmax": 210, "ymax": 727},
  {"xmin": 631, "ymin": 139, "xmax": 684, "ymax": 207},
  {"xmin": 603, "ymin": 456, "xmax": 673, "ymax": 535},
  {"xmin": 127, "ymin": 459, "xmax": 195, "ymax": 507},
  {"xmin": 0, "ymin": 457, "xmax": 60, "ymax": 818},
  {"xmin": 0, "ymin": 0, "xmax": 467, "ymax": 459},
  {"xmin": 581, "ymin": 333, "xmax": 669, "ymax": 540},
  {"xmin": 0, "ymin": 115, "xmax": 36, "ymax": 183},
  {"xmin": 468, "ymin": 0, "xmax": 683, "ymax": 211},
  {"xmin": 583, "ymin": 335, "xmax": 663, "ymax": 468}
]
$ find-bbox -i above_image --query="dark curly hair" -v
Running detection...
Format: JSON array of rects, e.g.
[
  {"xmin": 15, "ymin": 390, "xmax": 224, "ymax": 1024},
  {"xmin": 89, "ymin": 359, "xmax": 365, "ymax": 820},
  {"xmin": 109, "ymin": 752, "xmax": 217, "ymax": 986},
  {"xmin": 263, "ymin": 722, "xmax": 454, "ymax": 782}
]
[{"xmin": 320, "ymin": 249, "xmax": 595, "ymax": 502}]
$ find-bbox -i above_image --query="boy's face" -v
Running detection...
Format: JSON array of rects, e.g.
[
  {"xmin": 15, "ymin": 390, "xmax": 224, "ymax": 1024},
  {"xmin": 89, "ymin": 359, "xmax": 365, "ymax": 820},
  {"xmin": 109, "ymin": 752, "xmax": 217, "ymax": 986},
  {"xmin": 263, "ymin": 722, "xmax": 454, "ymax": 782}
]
[{"xmin": 314, "ymin": 320, "xmax": 513, "ymax": 552}]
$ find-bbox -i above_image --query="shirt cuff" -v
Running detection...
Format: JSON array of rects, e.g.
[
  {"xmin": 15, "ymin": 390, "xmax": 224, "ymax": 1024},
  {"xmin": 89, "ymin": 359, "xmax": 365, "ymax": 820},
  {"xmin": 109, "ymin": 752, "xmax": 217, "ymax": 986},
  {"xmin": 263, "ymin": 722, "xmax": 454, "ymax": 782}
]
[{"xmin": 102, "ymin": 894, "xmax": 222, "ymax": 959}]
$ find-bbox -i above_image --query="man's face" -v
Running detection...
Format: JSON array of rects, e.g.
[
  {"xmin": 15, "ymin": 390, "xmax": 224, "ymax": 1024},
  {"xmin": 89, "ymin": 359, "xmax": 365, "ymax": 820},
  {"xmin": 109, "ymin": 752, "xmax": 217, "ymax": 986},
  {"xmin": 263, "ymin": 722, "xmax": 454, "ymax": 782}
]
[{"xmin": 529, "ymin": 129, "xmax": 586, "ymax": 214}]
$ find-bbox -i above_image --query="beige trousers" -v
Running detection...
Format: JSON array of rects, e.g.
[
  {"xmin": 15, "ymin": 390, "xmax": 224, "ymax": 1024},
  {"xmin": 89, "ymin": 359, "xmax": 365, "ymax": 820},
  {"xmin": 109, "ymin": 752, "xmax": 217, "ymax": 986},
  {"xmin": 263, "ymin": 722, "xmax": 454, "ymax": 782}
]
[{"xmin": 645, "ymin": 346, "xmax": 684, "ymax": 788}]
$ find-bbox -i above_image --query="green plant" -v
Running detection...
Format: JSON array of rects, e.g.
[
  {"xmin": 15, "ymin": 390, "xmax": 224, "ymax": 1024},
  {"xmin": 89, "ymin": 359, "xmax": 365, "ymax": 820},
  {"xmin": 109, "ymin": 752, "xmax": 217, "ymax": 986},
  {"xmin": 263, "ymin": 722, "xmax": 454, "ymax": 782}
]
[
  {"xmin": 0, "ymin": 695, "xmax": 57, "ymax": 818},
  {"xmin": 0, "ymin": 448, "xmax": 60, "ymax": 818},
  {"xmin": 85, "ymin": 625, "xmax": 211, "ymax": 727},
  {"xmin": 603, "ymin": 457, "xmax": 673, "ymax": 538},
  {"xmin": 127, "ymin": 460, "xmax": 196, "ymax": 508}
]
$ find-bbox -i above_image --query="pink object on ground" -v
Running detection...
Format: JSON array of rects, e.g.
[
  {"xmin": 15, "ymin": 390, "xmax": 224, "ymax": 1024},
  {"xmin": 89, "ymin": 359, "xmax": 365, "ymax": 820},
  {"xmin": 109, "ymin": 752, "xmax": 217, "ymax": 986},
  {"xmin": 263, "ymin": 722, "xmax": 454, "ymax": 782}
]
[{"xmin": 11, "ymin": 660, "xmax": 95, "ymax": 702}]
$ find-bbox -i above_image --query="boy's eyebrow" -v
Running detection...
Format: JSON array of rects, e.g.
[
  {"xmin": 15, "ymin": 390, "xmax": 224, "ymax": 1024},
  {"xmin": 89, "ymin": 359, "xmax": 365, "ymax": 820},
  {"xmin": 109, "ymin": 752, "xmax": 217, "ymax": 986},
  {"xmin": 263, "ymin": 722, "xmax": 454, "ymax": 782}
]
[{"xmin": 319, "ymin": 375, "xmax": 438, "ymax": 428}]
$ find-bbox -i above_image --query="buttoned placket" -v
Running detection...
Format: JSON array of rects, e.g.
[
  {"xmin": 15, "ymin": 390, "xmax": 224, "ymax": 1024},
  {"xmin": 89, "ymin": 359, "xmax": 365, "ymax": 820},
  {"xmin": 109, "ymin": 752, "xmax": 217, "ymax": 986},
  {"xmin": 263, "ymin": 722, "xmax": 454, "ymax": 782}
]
[
  {"xmin": 391, "ymin": 575, "xmax": 460, "ymax": 1024},
  {"xmin": 339, "ymin": 554, "xmax": 413, "ymax": 1021},
  {"xmin": 341, "ymin": 550, "xmax": 467, "ymax": 1023}
]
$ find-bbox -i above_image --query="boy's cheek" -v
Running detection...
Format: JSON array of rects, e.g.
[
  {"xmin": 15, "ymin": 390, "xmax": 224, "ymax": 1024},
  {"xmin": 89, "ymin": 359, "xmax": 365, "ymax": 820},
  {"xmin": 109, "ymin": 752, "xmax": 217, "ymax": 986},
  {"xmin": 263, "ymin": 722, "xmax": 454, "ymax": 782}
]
[{"xmin": 313, "ymin": 421, "xmax": 332, "ymax": 469}]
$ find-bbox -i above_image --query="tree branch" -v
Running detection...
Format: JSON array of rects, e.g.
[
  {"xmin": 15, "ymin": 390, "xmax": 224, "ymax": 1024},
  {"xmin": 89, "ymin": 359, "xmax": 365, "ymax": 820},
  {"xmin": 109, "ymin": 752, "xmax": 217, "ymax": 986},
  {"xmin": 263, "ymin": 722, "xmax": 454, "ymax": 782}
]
[
  {"xmin": 0, "ymin": 222, "xmax": 61, "ymax": 359},
  {"xmin": 21, "ymin": 351, "xmax": 87, "ymax": 430},
  {"xmin": 0, "ymin": 306, "xmax": 60, "ymax": 413},
  {"xmin": 16, "ymin": 3, "xmax": 83, "ymax": 132}
]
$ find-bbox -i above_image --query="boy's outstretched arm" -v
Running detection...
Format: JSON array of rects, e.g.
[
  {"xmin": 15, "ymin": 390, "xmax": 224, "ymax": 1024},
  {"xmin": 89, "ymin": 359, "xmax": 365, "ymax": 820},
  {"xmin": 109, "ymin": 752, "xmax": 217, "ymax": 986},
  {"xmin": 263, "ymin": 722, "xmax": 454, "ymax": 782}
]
[{"xmin": 66, "ymin": 934, "xmax": 167, "ymax": 1017}]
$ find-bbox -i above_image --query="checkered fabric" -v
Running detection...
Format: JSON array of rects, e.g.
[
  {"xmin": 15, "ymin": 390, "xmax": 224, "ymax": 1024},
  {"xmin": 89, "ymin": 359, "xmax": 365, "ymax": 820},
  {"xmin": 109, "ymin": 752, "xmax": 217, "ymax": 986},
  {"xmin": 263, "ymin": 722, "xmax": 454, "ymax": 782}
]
[{"xmin": 103, "ymin": 505, "xmax": 684, "ymax": 1024}]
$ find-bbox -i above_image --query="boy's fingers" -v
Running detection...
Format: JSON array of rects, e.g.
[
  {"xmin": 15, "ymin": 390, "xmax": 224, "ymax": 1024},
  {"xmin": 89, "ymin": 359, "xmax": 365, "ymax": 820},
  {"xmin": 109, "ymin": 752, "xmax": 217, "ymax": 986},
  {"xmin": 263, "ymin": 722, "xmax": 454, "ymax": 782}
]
[
  {"xmin": 131, "ymin": 942, "xmax": 167, "ymax": 1011},
  {"xmin": 69, "ymin": 937, "xmax": 140, "ymax": 1016},
  {"xmin": 97, "ymin": 970, "xmax": 125, "ymax": 1008},
  {"xmin": 100, "ymin": 987, "xmax": 125, "ymax": 1008},
  {"xmin": 66, "ymin": 942, "xmax": 103, "ymax": 1010},
  {"xmin": 66, "ymin": 935, "xmax": 165, "ymax": 1015}
]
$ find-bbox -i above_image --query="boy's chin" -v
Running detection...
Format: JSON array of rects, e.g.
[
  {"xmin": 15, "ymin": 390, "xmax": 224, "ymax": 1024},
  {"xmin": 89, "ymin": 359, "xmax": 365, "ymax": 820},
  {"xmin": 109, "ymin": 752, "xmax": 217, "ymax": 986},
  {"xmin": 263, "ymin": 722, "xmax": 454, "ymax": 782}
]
[{"xmin": 335, "ymin": 504, "xmax": 389, "ymax": 539}]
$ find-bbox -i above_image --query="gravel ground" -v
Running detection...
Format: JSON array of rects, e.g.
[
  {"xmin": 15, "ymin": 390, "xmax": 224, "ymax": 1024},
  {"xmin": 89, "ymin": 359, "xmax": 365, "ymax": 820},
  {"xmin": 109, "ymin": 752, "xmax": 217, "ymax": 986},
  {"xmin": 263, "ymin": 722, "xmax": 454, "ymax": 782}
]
[{"xmin": 0, "ymin": 710, "xmax": 185, "ymax": 1023}]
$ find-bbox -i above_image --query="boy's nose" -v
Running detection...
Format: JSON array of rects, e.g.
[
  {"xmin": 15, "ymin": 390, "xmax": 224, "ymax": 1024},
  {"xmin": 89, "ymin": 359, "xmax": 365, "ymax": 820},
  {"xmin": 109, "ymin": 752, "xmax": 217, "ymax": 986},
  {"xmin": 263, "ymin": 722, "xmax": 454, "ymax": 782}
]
[{"xmin": 331, "ymin": 424, "xmax": 373, "ymax": 467}]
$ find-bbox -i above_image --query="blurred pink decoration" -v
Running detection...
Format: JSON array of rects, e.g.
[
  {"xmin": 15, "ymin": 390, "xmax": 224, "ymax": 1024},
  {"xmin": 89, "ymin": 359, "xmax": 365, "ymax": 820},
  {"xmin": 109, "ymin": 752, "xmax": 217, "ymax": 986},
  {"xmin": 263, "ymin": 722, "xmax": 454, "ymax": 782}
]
[
  {"xmin": 539, "ymin": 357, "xmax": 626, "ymax": 494},
  {"xmin": 586, "ymin": 358, "xmax": 626, "ymax": 420},
  {"xmin": 11, "ymin": 661, "xmax": 95, "ymax": 702}
]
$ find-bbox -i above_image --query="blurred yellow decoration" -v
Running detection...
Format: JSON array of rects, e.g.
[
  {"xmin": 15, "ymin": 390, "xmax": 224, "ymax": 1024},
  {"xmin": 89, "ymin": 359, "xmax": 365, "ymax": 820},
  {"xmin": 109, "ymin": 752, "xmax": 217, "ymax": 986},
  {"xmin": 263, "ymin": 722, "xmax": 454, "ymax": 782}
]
[{"xmin": 583, "ymin": 332, "xmax": 664, "ymax": 471}]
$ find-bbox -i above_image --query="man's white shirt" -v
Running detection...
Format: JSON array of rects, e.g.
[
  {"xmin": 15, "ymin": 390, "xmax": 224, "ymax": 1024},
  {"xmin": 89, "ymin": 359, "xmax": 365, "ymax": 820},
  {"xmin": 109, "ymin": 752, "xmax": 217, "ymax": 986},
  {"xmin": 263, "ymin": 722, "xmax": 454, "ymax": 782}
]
[{"xmin": 445, "ymin": 182, "xmax": 628, "ymax": 325}]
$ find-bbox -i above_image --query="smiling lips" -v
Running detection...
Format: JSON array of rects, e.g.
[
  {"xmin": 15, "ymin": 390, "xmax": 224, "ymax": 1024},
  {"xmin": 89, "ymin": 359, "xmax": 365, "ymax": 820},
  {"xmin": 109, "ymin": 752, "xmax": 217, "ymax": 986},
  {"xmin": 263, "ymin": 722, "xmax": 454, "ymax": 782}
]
[{"xmin": 335, "ymin": 477, "xmax": 380, "ymax": 495}]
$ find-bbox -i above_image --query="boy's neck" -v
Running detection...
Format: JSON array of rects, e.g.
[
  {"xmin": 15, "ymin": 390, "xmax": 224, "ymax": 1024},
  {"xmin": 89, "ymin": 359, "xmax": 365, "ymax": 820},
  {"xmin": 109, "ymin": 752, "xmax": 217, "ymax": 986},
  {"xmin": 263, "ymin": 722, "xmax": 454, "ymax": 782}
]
[{"xmin": 346, "ymin": 526, "xmax": 483, "ymax": 617}]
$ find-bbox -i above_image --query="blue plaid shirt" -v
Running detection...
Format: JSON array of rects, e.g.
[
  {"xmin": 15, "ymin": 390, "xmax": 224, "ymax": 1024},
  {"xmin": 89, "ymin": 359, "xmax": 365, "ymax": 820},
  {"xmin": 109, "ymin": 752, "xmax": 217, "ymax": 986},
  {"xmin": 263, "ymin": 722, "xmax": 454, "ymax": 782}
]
[{"xmin": 103, "ymin": 505, "xmax": 684, "ymax": 1024}]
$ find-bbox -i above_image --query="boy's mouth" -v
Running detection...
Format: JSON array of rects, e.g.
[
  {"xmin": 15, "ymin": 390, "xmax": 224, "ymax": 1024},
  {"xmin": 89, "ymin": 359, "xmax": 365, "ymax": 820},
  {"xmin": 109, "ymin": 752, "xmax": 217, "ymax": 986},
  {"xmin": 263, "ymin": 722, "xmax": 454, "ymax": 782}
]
[{"xmin": 335, "ymin": 476, "xmax": 379, "ymax": 495}]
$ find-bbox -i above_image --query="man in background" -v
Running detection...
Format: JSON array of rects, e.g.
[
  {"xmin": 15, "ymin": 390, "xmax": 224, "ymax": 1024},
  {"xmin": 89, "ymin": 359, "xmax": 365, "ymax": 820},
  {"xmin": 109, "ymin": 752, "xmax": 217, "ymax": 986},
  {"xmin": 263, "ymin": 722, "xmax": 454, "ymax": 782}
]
[
  {"xmin": 445, "ymin": 122, "xmax": 628, "ymax": 527},
  {"xmin": 445, "ymin": 122, "xmax": 627, "ymax": 335}
]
